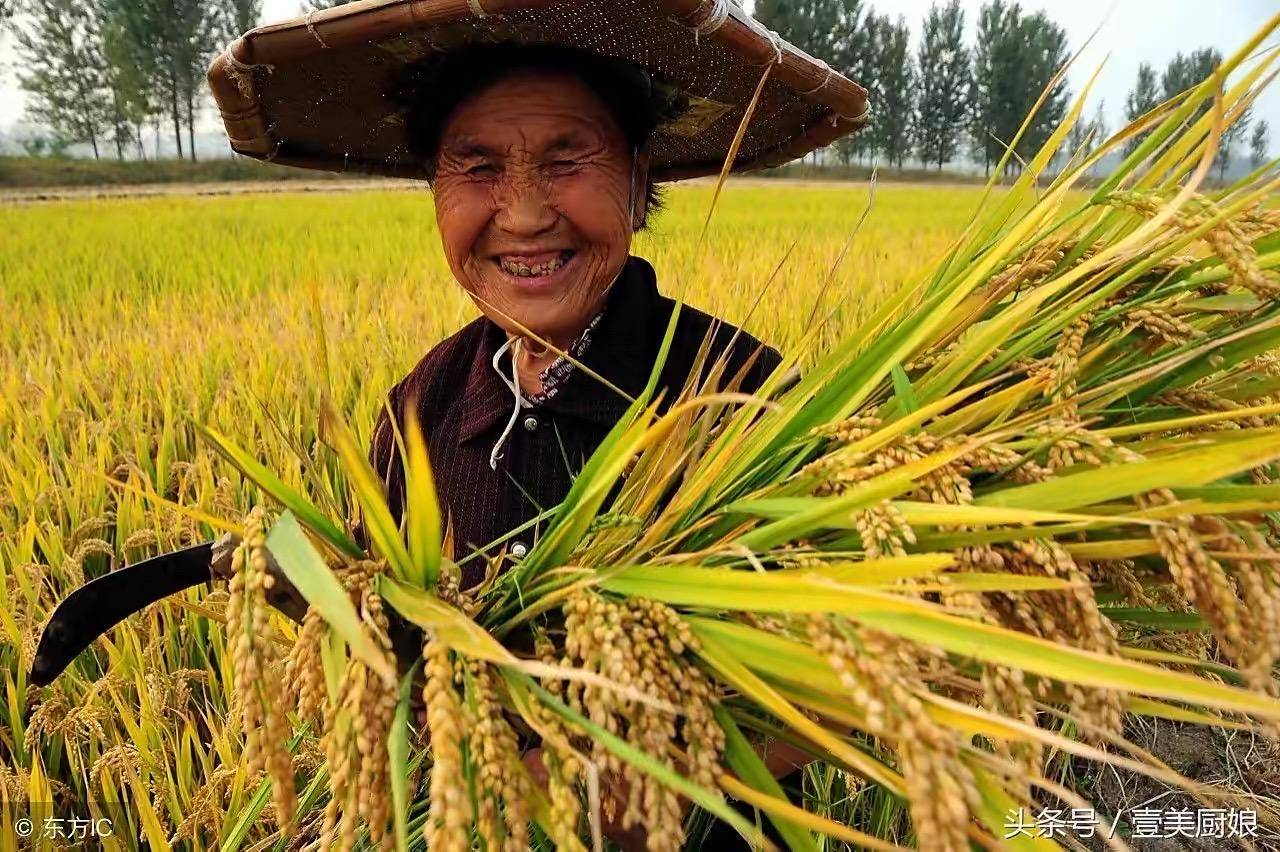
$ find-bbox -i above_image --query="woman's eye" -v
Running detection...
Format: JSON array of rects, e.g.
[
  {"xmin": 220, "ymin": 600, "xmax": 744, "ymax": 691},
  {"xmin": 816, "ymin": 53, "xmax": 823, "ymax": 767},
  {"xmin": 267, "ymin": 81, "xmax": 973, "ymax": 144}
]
[
  {"xmin": 549, "ymin": 159, "xmax": 579, "ymax": 170},
  {"xmin": 466, "ymin": 163, "xmax": 495, "ymax": 176}
]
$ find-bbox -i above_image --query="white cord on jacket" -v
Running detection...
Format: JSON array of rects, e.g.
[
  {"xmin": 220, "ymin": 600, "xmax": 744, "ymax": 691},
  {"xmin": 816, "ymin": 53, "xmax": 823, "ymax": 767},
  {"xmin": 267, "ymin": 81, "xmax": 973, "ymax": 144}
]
[{"xmin": 489, "ymin": 335, "xmax": 533, "ymax": 470}]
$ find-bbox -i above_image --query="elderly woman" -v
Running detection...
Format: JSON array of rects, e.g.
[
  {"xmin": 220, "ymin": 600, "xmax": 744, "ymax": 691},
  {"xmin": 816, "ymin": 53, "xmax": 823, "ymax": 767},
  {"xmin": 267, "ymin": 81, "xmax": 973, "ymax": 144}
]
[
  {"xmin": 206, "ymin": 2, "xmax": 868, "ymax": 847},
  {"xmin": 366, "ymin": 44, "xmax": 784, "ymax": 581},
  {"xmin": 210, "ymin": 1, "xmax": 867, "ymax": 567}
]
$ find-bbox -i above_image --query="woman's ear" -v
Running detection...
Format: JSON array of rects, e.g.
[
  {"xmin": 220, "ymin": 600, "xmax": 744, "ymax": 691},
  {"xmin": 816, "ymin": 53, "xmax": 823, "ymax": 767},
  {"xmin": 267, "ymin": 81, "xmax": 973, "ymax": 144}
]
[{"xmin": 630, "ymin": 148, "xmax": 651, "ymax": 231}]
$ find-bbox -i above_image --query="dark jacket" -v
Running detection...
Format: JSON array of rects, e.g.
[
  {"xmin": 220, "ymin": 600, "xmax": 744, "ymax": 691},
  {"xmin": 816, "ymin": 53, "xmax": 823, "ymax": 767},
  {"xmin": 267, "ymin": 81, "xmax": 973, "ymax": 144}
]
[{"xmin": 367, "ymin": 255, "xmax": 782, "ymax": 587}]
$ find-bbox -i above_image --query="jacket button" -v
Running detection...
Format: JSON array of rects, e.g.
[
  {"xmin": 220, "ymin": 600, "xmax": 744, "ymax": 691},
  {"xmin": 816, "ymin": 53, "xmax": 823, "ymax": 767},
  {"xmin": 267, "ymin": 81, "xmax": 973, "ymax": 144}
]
[
  {"xmin": 511, "ymin": 541, "xmax": 528, "ymax": 558},
  {"xmin": 523, "ymin": 415, "xmax": 539, "ymax": 432}
]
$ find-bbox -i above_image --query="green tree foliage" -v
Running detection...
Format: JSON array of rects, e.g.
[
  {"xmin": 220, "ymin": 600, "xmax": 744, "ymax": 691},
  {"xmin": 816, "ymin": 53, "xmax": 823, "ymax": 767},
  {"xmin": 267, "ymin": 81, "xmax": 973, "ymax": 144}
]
[
  {"xmin": 968, "ymin": 0, "xmax": 1012, "ymax": 174},
  {"xmin": 217, "ymin": 0, "xmax": 263, "ymax": 37},
  {"xmin": 870, "ymin": 13, "xmax": 913, "ymax": 168},
  {"xmin": 13, "ymin": 0, "xmax": 112, "ymax": 158},
  {"xmin": 97, "ymin": 4, "xmax": 154, "ymax": 159},
  {"xmin": 837, "ymin": 8, "xmax": 880, "ymax": 165},
  {"xmin": 1161, "ymin": 48, "xmax": 1221, "ymax": 105},
  {"xmin": 912, "ymin": 0, "xmax": 969, "ymax": 170},
  {"xmin": 1014, "ymin": 9, "xmax": 1070, "ymax": 168},
  {"xmin": 755, "ymin": 0, "xmax": 866, "ymax": 164},
  {"xmin": 1216, "ymin": 104, "xmax": 1251, "ymax": 182},
  {"xmin": 1122, "ymin": 62, "xmax": 1160, "ymax": 157},
  {"xmin": 1159, "ymin": 48, "xmax": 1248, "ymax": 182},
  {"xmin": 1252, "ymin": 119, "xmax": 1271, "ymax": 168},
  {"xmin": 17, "ymin": 130, "xmax": 74, "ymax": 157},
  {"xmin": 100, "ymin": 0, "xmax": 222, "ymax": 162},
  {"xmin": 754, "ymin": 0, "xmax": 846, "ymax": 59},
  {"xmin": 969, "ymin": 1, "xmax": 1070, "ymax": 177}
]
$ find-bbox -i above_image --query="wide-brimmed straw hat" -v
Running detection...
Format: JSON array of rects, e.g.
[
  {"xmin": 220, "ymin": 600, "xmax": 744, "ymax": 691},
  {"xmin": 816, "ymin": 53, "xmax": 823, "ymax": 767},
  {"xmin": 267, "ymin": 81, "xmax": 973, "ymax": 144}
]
[{"xmin": 207, "ymin": 0, "xmax": 869, "ymax": 182}]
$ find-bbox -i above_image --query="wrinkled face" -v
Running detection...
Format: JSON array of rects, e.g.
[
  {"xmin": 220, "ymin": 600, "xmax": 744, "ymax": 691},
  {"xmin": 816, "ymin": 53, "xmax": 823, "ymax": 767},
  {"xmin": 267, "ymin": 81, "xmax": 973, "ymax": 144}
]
[{"xmin": 431, "ymin": 69, "xmax": 648, "ymax": 346}]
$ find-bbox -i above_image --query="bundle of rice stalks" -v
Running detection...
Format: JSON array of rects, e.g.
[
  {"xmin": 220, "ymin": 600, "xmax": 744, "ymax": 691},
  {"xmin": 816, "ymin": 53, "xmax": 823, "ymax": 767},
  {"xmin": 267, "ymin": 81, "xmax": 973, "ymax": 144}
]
[{"xmin": 205, "ymin": 15, "xmax": 1280, "ymax": 852}]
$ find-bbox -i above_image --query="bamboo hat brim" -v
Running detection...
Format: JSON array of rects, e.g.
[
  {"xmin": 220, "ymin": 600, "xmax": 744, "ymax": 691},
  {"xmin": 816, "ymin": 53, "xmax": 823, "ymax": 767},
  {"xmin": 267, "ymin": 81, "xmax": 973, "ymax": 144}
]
[{"xmin": 207, "ymin": 0, "xmax": 869, "ymax": 182}]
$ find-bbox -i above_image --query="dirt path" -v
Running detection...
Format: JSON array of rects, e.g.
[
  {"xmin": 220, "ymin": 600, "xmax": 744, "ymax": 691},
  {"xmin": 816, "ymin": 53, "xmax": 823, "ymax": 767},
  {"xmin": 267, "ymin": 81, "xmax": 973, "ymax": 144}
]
[{"xmin": 0, "ymin": 178, "xmax": 417, "ymax": 204}]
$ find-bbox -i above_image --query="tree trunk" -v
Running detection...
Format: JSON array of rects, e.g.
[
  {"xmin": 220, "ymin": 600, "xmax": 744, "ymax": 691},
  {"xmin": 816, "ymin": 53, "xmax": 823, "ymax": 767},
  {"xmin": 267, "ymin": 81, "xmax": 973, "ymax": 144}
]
[
  {"xmin": 111, "ymin": 90, "xmax": 125, "ymax": 160},
  {"xmin": 90, "ymin": 133, "xmax": 99, "ymax": 159},
  {"xmin": 170, "ymin": 71, "xmax": 184, "ymax": 161},
  {"xmin": 136, "ymin": 126, "xmax": 147, "ymax": 161},
  {"xmin": 187, "ymin": 87, "xmax": 197, "ymax": 163}
]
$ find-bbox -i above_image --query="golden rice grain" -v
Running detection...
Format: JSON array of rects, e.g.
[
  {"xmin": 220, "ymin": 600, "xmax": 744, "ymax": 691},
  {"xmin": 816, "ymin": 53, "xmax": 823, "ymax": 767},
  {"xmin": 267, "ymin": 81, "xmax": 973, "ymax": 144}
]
[
  {"xmin": 1154, "ymin": 387, "xmax": 1273, "ymax": 429},
  {"xmin": 1138, "ymin": 490, "xmax": 1247, "ymax": 665},
  {"xmin": 284, "ymin": 606, "xmax": 328, "ymax": 726},
  {"xmin": 226, "ymin": 507, "xmax": 296, "ymax": 832},
  {"xmin": 465, "ymin": 660, "xmax": 531, "ymax": 851},
  {"xmin": 854, "ymin": 500, "xmax": 916, "ymax": 558},
  {"xmin": 423, "ymin": 637, "xmax": 470, "ymax": 852},
  {"xmin": 981, "ymin": 540, "xmax": 1124, "ymax": 740},
  {"xmin": 809, "ymin": 616, "xmax": 976, "ymax": 852},
  {"xmin": 355, "ymin": 589, "xmax": 398, "ymax": 848},
  {"xmin": 1126, "ymin": 307, "xmax": 1205, "ymax": 345},
  {"xmin": 559, "ymin": 592, "xmax": 719, "ymax": 851}
]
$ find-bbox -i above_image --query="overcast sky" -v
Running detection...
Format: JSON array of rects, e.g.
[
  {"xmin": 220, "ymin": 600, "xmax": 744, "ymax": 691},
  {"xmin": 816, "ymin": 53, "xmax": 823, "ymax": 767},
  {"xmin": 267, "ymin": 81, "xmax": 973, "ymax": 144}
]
[{"xmin": 0, "ymin": 0, "xmax": 1276, "ymax": 155}]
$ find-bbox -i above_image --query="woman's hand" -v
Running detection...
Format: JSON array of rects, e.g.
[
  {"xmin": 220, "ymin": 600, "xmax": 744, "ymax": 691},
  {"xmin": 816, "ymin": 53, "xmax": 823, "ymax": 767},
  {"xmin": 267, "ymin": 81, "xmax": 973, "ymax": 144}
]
[
  {"xmin": 209, "ymin": 531, "xmax": 309, "ymax": 624},
  {"xmin": 519, "ymin": 735, "xmax": 814, "ymax": 849},
  {"xmin": 521, "ymin": 748, "xmax": 668, "ymax": 852}
]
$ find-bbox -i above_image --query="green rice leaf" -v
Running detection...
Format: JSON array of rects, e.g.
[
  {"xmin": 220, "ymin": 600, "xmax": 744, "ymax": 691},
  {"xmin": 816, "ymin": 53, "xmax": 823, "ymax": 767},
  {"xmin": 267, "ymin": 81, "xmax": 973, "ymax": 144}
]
[
  {"xmin": 402, "ymin": 400, "xmax": 441, "ymax": 589},
  {"xmin": 601, "ymin": 565, "xmax": 942, "ymax": 615},
  {"xmin": 389, "ymin": 662, "xmax": 419, "ymax": 852},
  {"xmin": 694, "ymin": 627, "xmax": 905, "ymax": 793},
  {"xmin": 195, "ymin": 422, "xmax": 362, "ymax": 559},
  {"xmin": 793, "ymin": 553, "xmax": 954, "ymax": 583},
  {"xmin": 379, "ymin": 575, "xmax": 515, "ymax": 665},
  {"xmin": 505, "ymin": 671, "xmax": 768, "ymax": 847},
  {"xmin": 715, "ymin": 706, "xmax": 818, "ymax": 852},
  {"xmin": 975, "ymin": 433, "xmax": 1280, "ymax": 510},
  {"xmin": 687, "ymin": 601, "xmax": 1279, "ymax": 719},
  {"xmin": 265, "ymin": 511, "xmax": 393, "ymax": 682},
  {"xmin": 735, "ymin": 442, "xmax": 977, "ymax": 550},
  {"xmin": 852, "ymin": 610, "xmax": 1280, "ymax": 719},
  {"xmin": 728, "ymin": 498, "xmax": 1124, "ymax": 529},
  {"xmin": 889, "ymin": 363, "xmax": 919, "ymax": 414},
  {"xmin": 320, "ymin": 399, "xmax": 416, "ymax": 583},
  {"xmin": 969, "ymin": 763, "xmax": 1062, "ymax": 851}
]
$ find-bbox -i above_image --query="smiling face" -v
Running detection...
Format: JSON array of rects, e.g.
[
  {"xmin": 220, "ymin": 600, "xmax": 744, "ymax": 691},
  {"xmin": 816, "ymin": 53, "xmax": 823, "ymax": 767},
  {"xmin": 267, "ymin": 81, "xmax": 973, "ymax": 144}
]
[{"xmin": 431, "ymin": 69, "xmax": 648, "ymax": 348}]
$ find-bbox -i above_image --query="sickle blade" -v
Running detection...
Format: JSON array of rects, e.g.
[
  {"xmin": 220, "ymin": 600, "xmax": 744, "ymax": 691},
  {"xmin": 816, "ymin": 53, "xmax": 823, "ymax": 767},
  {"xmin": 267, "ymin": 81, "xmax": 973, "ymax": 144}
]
[{"xmin": 29, "ymin": 541, "xmax": 215, "ymax": 687}]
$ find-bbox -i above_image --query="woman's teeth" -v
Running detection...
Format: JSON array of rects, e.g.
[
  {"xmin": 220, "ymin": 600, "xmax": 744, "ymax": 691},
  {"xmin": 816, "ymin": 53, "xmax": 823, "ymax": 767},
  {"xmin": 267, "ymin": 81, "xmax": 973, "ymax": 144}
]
[{"xmin": 499, "ymin": 252, "xmax": 571, "ymax": 277}]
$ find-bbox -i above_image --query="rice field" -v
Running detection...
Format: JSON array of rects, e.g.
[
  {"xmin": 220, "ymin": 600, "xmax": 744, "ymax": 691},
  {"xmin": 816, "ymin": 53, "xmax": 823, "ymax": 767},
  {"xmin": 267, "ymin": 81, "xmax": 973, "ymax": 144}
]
[
  {"xmin": 12, "ymin": 10, "xmax": 1280, "ymax": 845},
  {"xmin": 0, "ymin": 181, "xmax": 980, "ymax": 846},
  {"xmin": 4, "ymin": 148, "xmax": 1280, "ymax": 849}
]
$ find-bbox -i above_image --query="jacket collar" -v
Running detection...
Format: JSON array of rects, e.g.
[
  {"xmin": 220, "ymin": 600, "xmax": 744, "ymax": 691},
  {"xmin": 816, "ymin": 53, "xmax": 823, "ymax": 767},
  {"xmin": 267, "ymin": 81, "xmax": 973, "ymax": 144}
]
[{"xmin": 457, "ymin": 255, "xmax": 662, "ymax": 444}]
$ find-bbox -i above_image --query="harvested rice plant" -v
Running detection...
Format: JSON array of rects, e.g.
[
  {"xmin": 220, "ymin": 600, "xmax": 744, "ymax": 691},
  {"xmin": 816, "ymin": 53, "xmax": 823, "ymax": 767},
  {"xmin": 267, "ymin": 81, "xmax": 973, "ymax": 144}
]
[{"xmin": 4, "ymin": 18, "xmax": 1280, "ymax": 852}]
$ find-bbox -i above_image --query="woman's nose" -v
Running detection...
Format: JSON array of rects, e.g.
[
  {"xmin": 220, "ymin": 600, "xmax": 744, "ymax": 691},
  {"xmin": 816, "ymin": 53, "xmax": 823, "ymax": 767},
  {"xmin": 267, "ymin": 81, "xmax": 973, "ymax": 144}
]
[{"xmin": 493, "ymin": 177, "xmax": 556, "ymax": 236}]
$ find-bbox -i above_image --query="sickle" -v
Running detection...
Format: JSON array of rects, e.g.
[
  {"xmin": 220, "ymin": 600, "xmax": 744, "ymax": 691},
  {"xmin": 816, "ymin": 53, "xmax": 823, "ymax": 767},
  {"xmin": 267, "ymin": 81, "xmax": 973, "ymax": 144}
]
[{"xmin": 29, "ymin": 541, "xmax": 215, "ymax": 687}]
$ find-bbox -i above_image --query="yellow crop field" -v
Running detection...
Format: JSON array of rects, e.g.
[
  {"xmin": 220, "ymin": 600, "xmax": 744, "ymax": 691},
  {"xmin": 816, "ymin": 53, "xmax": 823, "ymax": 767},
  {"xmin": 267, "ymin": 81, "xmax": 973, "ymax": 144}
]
[
  {"xmin": 0, "ymin": 182, "xmax": 980, "ymax": 846},
  {"xmin": 3, "ymin": 118, "xmax": 1280, "ymax": 849}
]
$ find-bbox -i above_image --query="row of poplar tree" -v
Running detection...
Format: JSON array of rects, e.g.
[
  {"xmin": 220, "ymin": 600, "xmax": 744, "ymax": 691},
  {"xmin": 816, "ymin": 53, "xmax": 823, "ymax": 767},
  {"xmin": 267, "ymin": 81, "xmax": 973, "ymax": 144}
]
[
  {"xmin": 755, "ymin": 0, "xmax": 1271, "ymax": 178},
  {"xmin": 2, "ymin": 0, "xmax": 264, "ymax": 160},
  {"xmin": 3, "ymin": 0, "xmax": 1273, "ymax": 174}
]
